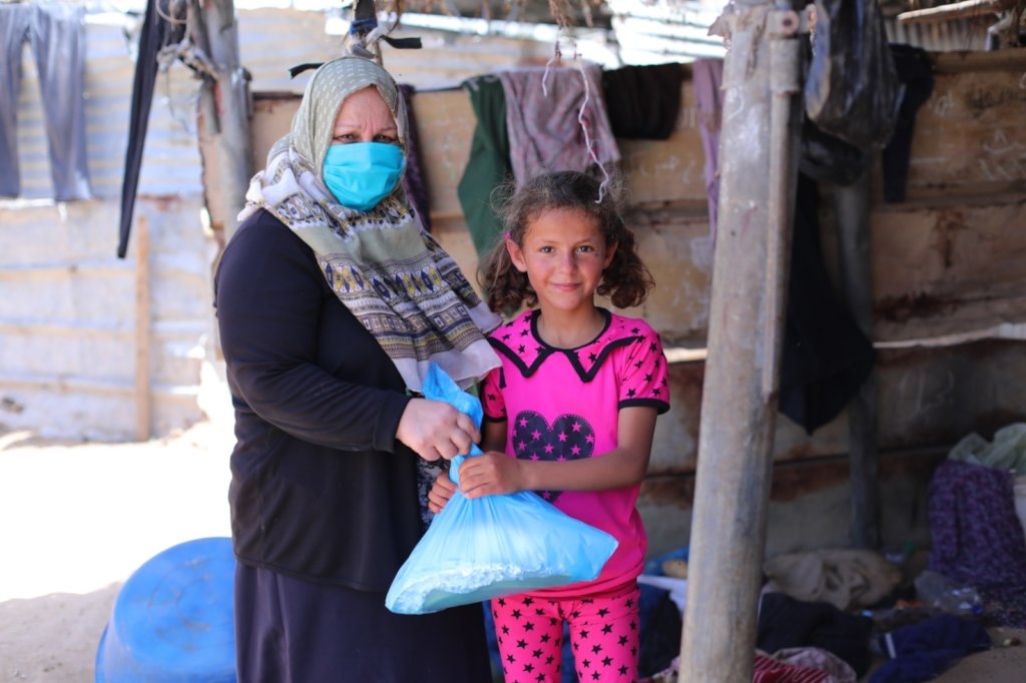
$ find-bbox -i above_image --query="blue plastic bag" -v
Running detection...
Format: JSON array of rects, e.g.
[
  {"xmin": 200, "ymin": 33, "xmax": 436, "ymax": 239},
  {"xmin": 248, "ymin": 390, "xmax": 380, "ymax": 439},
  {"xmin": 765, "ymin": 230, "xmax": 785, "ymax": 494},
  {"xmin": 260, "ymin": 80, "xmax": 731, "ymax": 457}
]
[{"xmin": 385, "ymin": 364, "xmax": 618, "ymax": 615}]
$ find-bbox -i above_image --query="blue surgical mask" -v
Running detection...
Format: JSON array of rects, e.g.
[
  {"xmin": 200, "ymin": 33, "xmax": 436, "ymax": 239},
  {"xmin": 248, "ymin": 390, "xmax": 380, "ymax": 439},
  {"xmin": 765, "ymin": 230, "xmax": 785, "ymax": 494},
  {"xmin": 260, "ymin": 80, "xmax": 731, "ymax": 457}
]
[{"xmin": 322, "ymin": 142, "xmax": 406, "ymax": 212}]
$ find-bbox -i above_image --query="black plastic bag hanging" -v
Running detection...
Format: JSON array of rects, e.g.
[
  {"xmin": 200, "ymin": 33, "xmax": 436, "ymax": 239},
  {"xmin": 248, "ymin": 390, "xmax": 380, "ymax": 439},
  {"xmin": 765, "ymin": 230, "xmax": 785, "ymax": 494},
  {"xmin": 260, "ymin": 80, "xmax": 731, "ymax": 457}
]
[
  {"xmin": 799, "ymin": 118, "xmax": 867, "ymax": 187},
  {"xmin": 804, "ymin": 0, "xmax": 900, "ymax": 150}
]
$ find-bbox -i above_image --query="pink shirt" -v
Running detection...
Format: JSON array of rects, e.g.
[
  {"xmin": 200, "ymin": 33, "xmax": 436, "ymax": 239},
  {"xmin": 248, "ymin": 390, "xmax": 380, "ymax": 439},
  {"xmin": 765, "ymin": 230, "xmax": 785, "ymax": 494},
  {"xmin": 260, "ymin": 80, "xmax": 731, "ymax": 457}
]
[{"xmin": 481, "ymin": 309, "xmax": 670, "ymax": 597}]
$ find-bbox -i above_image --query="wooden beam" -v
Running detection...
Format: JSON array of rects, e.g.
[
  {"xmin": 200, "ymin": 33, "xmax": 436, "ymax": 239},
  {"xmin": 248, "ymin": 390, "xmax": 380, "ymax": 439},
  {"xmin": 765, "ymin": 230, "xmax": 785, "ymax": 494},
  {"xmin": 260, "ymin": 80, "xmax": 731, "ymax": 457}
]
[
  {"xmin": 678, "ymin": 7, "xmax": 802, "ymax": 682},
  {"xmin": 135, "ymin": 216, "xmax": 151, "ymax": 442}
]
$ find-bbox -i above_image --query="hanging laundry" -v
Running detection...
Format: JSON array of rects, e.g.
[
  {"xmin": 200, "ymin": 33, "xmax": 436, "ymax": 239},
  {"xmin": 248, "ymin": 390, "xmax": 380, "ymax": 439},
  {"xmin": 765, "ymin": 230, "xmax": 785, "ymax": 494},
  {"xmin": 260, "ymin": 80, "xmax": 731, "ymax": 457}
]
[
  {"xmin": 457, "ymin": 75, "xmax": 512, "ymax": 258},
  {"xmin": 118, "ymin": 0, "xmax": 187, "ymax": 258},
  {"xmin": 778, "ymin": 174, "xmax": 875, "ymax": 434},
  {"xmin": 881, "ymin": 45, "xmax": 934, "ymax": 203},
  {"xmin": 601, "ymin": 63, "xmax": 686, "ymax": 141},
  {"xmin": 692, "ymin": 60, "xmax": 874, "ymax": 434},
  {"xmin": 497, "ymin": 63, "xmax": 619, "ymax": 188},
  {"xmin": 397, "ymin": 84, "xmax": 432, "ymax": 233},
  {"xmin": 692, "ymin": 58, "xmax": 724, "ymax": 260},
  {"xmin": 0, "ymin": 3, "xmax": 91, "ymax": 201}
]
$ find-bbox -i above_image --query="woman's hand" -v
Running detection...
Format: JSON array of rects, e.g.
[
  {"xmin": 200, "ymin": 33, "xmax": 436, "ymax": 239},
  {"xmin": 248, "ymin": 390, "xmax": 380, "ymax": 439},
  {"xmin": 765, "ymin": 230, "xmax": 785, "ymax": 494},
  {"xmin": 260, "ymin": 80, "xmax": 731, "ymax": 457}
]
[
  {"xmin": 427, "ymin": 471, "xmax": 458, "ymax": 514},
  {"xmin": 396, "ymin": 398, "xmax": 480, "ymax": 462}
]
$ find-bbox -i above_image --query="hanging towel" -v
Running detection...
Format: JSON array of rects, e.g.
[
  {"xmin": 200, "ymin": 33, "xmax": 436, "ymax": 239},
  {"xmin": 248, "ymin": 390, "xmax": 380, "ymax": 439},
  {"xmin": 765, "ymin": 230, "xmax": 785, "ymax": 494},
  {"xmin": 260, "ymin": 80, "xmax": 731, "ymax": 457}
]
[
  {"xmin": 456, "ymin": 75, "xmax": 512, "ymax": 258},
  {"xmin": 497, "ymin": 64, "xmax": 619, "ymax": 187}
]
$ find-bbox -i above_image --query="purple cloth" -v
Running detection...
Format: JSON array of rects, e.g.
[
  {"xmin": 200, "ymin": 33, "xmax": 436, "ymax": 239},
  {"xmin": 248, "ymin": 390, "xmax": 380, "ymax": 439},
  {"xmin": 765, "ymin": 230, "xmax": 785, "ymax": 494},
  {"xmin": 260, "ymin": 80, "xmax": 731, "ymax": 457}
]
[
  {"xmin": 497, "ymin": 64, "xmax": 619, "ymax": 188},
  {"xmin": 397, "ymin": 84, "xmax": 431, "ymax": 232},
  {"xmin": 927, "ymin": 459, "xmax": 1026, "ymax": 627},
  {"xmin": 692, "ymin": 58, "xmax": 724, "ymax": 238}
]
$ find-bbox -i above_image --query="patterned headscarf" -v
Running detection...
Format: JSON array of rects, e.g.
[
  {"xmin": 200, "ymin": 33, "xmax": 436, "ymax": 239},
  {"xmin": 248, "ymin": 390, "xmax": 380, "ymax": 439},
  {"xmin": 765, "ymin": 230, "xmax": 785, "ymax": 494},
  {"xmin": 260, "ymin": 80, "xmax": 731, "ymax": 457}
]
[{"xmin": 239, "ymin": 56, "xmax": 501, "ymax": 391}]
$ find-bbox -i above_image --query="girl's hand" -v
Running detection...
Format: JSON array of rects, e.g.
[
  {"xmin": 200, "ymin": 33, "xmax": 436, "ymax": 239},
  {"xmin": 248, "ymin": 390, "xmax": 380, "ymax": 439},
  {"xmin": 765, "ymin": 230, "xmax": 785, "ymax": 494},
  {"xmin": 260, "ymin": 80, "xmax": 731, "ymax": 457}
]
[
  {"xmin": 456, "ymin": 452, "xmax": 525, "ymax": 499},
  {"xmin": 428, "ymin": 471, "xmax": 458, "ymax": 514}
]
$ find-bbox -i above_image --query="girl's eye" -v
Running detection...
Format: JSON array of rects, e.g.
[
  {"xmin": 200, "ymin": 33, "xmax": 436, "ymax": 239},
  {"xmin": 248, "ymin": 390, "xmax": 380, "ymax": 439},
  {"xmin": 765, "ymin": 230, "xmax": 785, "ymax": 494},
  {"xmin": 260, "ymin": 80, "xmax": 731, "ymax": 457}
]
[
  {"xmin": 539, "ymin": 246, "xmax": 554, "ymax": 254},
  {"xmin": 578, "ymin": 245, "xmax": 596, "ymax": 253}
]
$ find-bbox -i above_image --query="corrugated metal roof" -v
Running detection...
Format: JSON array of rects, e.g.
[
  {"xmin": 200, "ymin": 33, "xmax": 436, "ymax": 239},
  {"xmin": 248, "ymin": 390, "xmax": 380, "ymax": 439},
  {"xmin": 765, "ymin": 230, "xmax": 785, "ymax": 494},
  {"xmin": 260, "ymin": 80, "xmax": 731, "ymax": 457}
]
[
  {"xmin": 606, "ymin": 0, "xmax": 727, "ymax": 64},
  {"xmin": 884, "ymin": 17, "xmax": 993, "ymax": 51}
]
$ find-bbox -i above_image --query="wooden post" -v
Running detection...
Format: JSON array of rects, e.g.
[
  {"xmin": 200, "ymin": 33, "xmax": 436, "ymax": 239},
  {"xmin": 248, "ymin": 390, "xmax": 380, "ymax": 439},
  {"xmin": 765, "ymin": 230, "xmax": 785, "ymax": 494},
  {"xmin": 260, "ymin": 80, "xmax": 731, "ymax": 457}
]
[
  {"xmin": 835, "ymin": 170, "xmax": 880, "ymax": 548},
  {"xmin": 200, "ymin": 0, "xmax": 252, "ymax": 240},
  {"xmin": 678, "ymin": 5, "xmax": 803, "ymax": 682},
  {"xmin": 135, "ymin": 215, "xmax": 151, "ymax": 442}
]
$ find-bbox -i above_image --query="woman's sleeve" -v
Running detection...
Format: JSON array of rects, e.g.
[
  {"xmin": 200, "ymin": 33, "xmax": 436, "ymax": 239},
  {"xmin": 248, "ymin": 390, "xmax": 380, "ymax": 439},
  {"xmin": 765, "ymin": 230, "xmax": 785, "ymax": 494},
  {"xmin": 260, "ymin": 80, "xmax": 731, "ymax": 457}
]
[{"xmin": 214, "ymin": 214, "xmax": 410, "ymax": 453}]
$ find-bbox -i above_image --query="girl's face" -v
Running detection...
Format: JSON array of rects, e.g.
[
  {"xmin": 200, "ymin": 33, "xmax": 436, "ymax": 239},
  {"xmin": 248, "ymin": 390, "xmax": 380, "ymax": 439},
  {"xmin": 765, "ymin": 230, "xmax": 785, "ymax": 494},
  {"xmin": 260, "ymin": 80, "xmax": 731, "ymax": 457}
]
[{"xmin": 508, "ymin": 207, "xmax": 617, "ymax": 316}]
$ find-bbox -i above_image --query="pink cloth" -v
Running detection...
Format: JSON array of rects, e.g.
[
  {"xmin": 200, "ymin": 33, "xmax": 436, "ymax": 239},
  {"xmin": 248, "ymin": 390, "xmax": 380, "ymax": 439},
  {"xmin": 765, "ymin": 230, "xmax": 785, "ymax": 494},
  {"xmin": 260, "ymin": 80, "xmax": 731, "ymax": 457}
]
[
  {"xmin": 491, "ymin": 582, "xmax": 641, "ymax": 682},
  {"xmin": 772, "ymin": 648, "xmax": 856, "ymax": 683},
  {"xmin": 497, "ymin": 64, "xmax": 620, "ymax": 187},
  {"xmin": 753, "ymin": 651, "xmax": 832, "ymax": 683},
  {"xmin": 692, "ymin": 58, "xmax": 724, "ymax": 238},
  {"xmin": 482, "ymin": 309, "xmax": 670, "ymax": 597}
]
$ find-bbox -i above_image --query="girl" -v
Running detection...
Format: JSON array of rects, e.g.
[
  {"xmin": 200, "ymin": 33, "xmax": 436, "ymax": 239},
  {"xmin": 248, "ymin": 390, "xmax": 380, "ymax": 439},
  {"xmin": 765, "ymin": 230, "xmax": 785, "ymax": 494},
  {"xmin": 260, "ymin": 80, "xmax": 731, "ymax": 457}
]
[{"xmin": 430, "ymin": 170, "xmax": 671, "ymax": 682}]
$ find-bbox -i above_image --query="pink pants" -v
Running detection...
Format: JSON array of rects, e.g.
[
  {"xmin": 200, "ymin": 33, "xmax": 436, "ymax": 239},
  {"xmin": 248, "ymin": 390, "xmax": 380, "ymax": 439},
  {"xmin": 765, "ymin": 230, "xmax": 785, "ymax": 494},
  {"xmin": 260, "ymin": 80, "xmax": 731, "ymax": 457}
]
[{"xmin": 491, "ymin": 582, "xmax": 641, "ymax": 683}]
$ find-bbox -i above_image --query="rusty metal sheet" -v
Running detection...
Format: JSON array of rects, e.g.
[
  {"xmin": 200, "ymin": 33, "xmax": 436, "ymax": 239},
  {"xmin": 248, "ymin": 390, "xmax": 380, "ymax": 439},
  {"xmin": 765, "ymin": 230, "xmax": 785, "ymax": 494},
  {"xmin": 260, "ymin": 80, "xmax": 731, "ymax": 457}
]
[
  {"xmin": 648, "ymin": 338, "xmax": 1026, "ymax": 477},
  {"xmin": 876, "ymin": 339, "xmax": 1026, "ymax": 449},
  {"xmin": 639, "ymin": 449, "xmax": 943, "ymax": 559},
  {"xmin": 896, "ymin": 51, "xmax": 1026, "ymax": 200},
  {"xmin": 871, "ymin": 199, "xmax": 1026, "ymax": 342}
]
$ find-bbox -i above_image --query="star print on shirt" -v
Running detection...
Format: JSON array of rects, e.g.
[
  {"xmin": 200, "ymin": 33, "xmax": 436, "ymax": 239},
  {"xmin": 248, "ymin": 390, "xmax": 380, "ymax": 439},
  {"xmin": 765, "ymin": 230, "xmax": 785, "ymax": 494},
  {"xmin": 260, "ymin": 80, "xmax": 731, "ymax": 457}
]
[{"xmin": 511, "ymin": 410, "xmax": 595, "ymax": 502}]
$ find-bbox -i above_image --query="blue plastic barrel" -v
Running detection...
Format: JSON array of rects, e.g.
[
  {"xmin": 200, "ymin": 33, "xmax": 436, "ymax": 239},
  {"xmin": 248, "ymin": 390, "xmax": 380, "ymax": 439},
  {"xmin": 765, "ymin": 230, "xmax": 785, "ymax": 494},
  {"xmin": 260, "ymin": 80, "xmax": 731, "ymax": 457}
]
[{"xmin": 95, "ymin": 537, "xmax": 236, "ymax": 682}]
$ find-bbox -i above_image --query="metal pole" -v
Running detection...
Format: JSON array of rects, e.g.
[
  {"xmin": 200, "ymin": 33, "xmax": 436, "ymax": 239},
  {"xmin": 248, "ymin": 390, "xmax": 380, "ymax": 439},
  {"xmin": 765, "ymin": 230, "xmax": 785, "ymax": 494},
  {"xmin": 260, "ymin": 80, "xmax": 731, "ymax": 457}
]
[
  {"xmin": 678, "ymin": 4, "xmax": 803, "ymax": 682},
  {"xmin": 834, "ymin": 169, "xmax": 881, "ymax": 549},
  {"xmin": 203, "ymin": 0, "xmax": 252, "ymax": 240}
]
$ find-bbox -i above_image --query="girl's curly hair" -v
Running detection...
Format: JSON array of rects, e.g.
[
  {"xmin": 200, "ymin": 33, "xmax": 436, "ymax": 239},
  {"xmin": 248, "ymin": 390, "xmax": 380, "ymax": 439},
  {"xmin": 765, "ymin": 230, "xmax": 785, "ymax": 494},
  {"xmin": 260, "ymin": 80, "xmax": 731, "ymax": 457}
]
[{"xmin": 479, "ymin": 170, "xmax": 654, "ymax": 314}]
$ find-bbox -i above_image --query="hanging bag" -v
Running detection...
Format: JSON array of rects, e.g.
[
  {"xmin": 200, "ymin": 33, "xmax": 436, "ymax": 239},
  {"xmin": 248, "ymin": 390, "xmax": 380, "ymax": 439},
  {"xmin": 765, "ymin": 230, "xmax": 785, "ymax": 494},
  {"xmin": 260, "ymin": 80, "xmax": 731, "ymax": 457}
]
[
  {"xmin": 805, "ymin": 0, "xmax": 900, "ymax": 149},
  {"xmin": 385, "ymin": 364, "xmax": 618, "ymax": 615}
]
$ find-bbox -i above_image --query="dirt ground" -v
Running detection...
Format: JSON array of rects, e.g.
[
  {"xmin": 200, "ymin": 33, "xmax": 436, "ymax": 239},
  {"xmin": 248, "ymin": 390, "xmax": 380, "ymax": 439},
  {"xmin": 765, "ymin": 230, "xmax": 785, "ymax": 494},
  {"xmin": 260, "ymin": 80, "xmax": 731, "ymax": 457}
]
[
  {"xmin": 1, "ymin": 414, "xmax": 1024, "ymax": 683},
  {"xmin": 0, "ymin": 418, "xmax": 234, "ymax": 683}
]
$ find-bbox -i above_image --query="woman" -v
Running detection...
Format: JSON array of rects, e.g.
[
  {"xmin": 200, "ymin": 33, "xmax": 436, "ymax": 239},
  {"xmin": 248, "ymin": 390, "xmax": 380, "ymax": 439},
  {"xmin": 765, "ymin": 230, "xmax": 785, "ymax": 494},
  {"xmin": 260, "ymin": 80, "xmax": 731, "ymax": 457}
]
[{"xmin": 214, "ymin": 56, "xmax": 500, "ymax": 681}]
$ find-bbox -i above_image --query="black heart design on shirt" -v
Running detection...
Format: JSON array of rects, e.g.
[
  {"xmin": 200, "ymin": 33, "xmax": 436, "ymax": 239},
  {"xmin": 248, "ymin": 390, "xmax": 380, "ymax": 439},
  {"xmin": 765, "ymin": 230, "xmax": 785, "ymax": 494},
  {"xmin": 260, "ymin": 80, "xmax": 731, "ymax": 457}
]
[{"xmin": 509, "ymin": 410, "xmax": 595, "ymax": 503}]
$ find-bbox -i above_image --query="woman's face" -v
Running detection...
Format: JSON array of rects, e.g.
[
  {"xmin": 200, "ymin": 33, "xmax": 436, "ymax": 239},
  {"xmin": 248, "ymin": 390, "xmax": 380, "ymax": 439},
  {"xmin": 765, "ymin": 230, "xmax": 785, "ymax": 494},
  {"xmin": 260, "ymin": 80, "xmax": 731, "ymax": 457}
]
[{"xmin": 331, "ymin": 86, "xmax": 400, "ymax": 147}]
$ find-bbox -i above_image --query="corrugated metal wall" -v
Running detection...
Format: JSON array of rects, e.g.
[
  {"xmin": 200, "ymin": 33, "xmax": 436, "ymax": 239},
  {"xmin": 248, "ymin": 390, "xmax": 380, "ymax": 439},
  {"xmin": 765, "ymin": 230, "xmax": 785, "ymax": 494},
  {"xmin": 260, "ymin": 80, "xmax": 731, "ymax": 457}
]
[{"xmin": 0, "ymin": 11, "xmax": 209, "ymax": 439}]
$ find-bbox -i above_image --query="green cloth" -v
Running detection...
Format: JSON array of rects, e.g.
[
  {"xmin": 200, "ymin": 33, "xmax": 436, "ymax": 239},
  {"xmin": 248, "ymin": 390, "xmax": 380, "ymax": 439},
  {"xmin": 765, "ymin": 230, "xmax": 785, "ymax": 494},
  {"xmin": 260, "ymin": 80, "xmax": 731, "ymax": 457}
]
[{"xmin": 457, "ymin": 76, "xmax": 512, "ymax": 258}]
